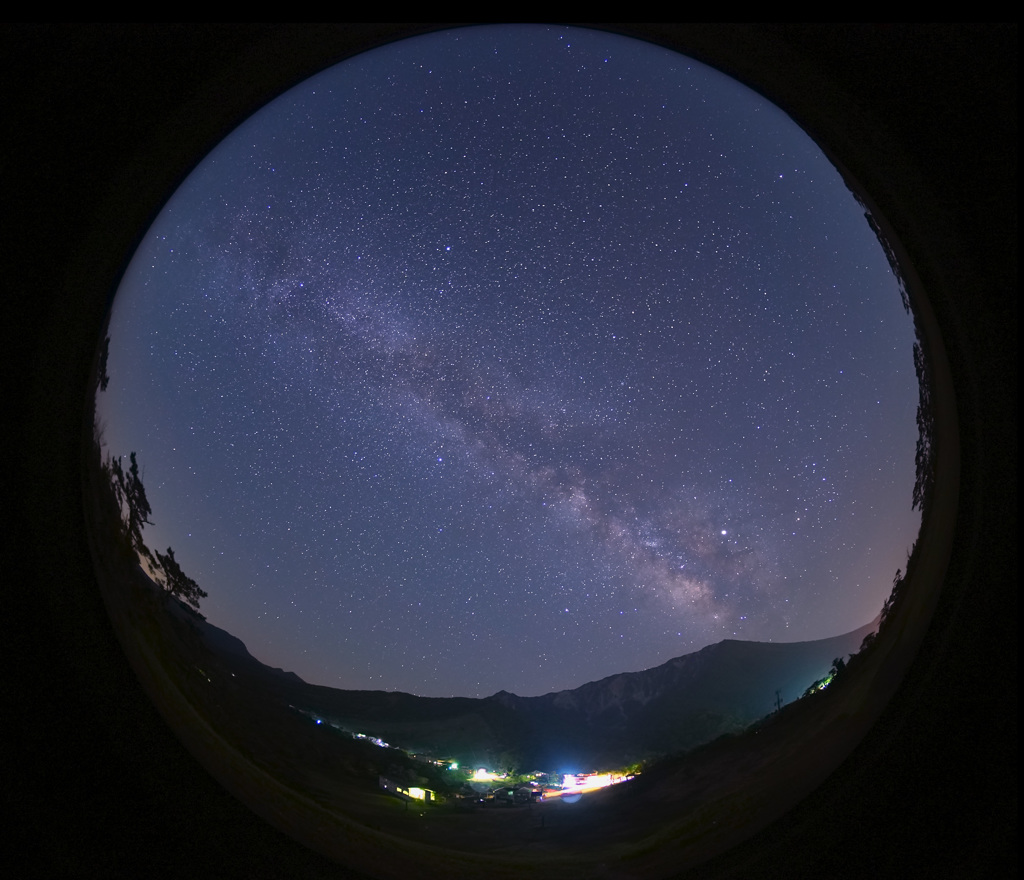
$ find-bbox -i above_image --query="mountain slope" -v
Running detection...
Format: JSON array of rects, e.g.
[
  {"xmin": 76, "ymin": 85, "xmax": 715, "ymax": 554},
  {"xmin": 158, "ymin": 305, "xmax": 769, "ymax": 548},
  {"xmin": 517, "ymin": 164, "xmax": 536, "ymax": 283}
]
[{"xmin": 187, "ymin": 601, "xmax": 875, "ymax": 769}]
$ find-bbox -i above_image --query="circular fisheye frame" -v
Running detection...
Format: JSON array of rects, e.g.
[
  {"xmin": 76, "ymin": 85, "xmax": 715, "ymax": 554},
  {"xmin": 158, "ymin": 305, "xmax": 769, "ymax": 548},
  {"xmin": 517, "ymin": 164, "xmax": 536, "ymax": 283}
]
[{"xmin": 85, "ymin": 24, "xmax": 940, "ymax": 880}]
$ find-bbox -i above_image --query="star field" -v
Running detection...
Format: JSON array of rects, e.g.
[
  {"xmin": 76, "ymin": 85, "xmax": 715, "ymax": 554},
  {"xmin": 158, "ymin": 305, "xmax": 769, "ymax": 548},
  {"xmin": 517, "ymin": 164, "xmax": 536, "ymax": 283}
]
[{"xmin": 99, "ymin": 26, "xmax": 920, "ymax": 698}]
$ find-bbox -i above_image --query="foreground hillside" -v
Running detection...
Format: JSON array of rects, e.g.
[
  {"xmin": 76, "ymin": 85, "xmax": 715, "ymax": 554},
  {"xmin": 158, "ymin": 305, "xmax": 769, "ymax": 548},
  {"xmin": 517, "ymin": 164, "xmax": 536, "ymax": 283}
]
[{"xmin": 93, "ymin": 558, "xmax": 897, "ymax": 880}]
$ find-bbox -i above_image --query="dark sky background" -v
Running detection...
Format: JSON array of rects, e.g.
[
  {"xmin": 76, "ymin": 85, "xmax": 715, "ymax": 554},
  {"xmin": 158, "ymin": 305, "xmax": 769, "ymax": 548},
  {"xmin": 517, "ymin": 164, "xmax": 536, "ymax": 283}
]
[{"xmin": 98, "ymin": 25, "xmax": 919, "ymax": 699}]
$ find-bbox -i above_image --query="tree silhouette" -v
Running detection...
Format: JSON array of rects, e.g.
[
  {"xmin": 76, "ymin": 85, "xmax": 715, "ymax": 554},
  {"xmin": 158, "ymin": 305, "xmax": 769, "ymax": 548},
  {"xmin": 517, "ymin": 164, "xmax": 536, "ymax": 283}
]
[
  {"xmin": 880, "ymin": 567, "xmax": 906, "ymax": 631},
  {"xmin": 155, "ymin": 546, "xmax": 208, "ymax": 611},
  {"xmin": 497, "ymin": 748, "xmax": 523, "ymax": 778},
  {"xmin": 124, "ymin": 452, "xmax": 153, "ymax": 557},
  {"xmin": 912, "ymin": 340, "xmax": 935, "ymax": 512},
  {"xmin": 108, "ymin": 453, "xmax": 126, "ymax": 516},
  {"xmin": 862, "ymin": 201, "xmax": 935, "ymax": 514},
  {"xmin": 96, "ymin": 335, "xmax": 110, "ymax": 393},
  {"xmin": 99, "ymin": 447, "xmax": 209, "ymax": 612},
  {"xmin": 108, "ymin": 451, "xmax": 154, "ymax": 564},
  {"xmin": 802, "ymin": 677, "xmax": 828, "ymax": 698}
]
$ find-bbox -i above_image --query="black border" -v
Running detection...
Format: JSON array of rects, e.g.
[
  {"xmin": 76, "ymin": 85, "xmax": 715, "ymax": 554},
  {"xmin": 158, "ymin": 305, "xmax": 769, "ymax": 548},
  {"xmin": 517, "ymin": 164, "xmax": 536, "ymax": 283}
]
[{"xmin": 4, "ymin": 24, "xmax": 1016, "ymax": 879}]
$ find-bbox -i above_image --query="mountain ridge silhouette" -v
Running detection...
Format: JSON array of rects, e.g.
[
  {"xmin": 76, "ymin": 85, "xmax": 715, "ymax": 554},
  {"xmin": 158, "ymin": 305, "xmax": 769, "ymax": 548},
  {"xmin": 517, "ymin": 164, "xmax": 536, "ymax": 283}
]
[{"xmin": 174, "ymin": 583, "xmax": 876, "ymax": 769}]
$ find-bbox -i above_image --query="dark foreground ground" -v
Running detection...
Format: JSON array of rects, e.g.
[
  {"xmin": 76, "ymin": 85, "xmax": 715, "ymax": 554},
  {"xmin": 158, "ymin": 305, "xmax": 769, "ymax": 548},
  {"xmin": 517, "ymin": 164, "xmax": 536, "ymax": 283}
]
[{"xmin": 90, "ymin": 535, "xmax": 934, "ymax": 880}]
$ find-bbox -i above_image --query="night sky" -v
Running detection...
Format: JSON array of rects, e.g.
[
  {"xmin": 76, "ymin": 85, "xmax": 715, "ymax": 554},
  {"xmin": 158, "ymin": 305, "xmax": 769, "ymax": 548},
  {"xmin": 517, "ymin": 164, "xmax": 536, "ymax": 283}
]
[{"xmin": 98, "ymin": 25, "xmax": 920, "ymax": 699}]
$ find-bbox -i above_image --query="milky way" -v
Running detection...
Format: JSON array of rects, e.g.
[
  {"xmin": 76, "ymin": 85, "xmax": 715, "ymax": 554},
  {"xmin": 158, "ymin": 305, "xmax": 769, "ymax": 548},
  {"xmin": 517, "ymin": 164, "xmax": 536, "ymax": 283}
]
[{"xmin": 99, "ymin": 26, "xmax": 920, "ymax": 697}]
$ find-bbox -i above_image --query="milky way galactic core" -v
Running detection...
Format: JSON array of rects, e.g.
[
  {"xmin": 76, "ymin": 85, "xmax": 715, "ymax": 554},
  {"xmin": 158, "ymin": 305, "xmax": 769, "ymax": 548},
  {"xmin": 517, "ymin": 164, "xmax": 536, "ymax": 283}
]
[{"xmin": 100, "ymin": 26, "xmax": 921, "ymax": 697}]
